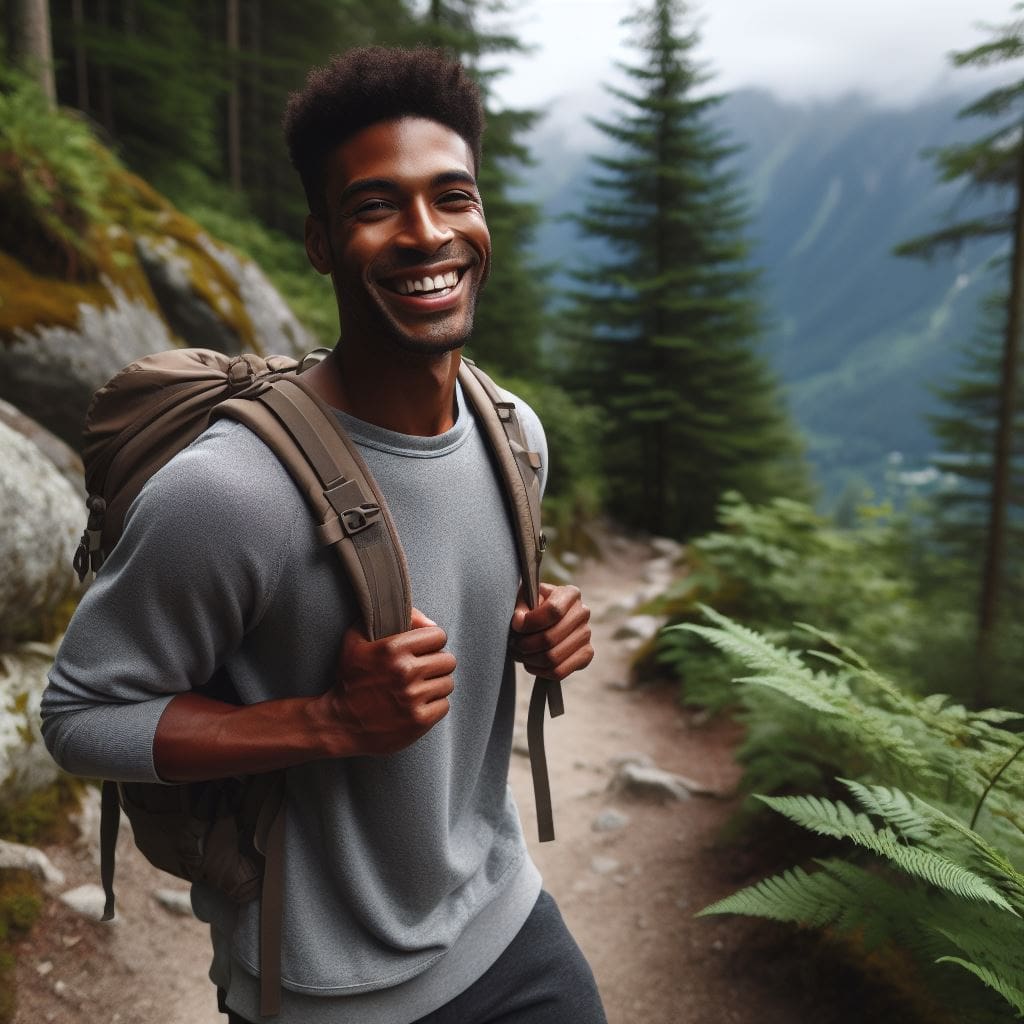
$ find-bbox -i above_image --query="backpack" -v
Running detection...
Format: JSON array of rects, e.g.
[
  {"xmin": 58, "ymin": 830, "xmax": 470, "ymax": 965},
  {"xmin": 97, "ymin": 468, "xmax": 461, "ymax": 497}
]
[{"xmin": 73, "ymin": 346, "xmax": 563, "ymax": 1017}]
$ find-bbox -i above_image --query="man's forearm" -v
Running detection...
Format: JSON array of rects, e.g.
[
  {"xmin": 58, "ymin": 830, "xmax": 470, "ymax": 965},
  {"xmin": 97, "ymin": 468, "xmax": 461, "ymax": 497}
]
[{"xmin": 153, "ymin": 691, "xmax": 336, "ymax": 781}]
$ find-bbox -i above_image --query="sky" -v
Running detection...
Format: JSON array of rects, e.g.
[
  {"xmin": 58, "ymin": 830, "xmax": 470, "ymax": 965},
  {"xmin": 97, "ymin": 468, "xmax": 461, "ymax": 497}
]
[{"xmin": 490, "ymin": 0, "xmax": 1019, "ymax": 111}]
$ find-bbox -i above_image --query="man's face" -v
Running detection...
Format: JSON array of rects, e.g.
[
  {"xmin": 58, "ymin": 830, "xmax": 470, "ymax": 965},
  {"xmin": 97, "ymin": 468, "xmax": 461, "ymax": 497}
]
[{"xmin": 307, "ymin": 117, "xmax": 491, "ymax": 355}]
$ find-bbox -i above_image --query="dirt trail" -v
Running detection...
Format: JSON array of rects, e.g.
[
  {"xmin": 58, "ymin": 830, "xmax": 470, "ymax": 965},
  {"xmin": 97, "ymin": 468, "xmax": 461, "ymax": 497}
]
[{"xmin": 13, "ymin": 534, "xmax": 812, "ymax": 1024}]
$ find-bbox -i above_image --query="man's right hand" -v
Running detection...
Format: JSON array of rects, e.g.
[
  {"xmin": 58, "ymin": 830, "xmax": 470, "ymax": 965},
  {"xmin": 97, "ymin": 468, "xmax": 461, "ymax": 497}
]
[
  {"xmin": 154, "ymin": 607, "xmax": 454, "ymax": 782},
  {"xmin": 314, "ymin": 607, "xmax": 456, "ymax": 757}
]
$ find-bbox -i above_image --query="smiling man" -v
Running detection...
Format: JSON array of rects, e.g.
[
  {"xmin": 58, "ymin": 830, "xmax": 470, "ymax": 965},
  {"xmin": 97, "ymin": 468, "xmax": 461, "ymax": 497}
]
[{"xmin": 41, "ymin": 46, "xmax": 605, "ymax": 1024}]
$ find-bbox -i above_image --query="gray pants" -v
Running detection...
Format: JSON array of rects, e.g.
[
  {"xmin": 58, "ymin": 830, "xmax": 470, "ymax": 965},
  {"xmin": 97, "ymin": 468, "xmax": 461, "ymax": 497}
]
[{"xmin": 222, "ymin": 890, "xmax": 607, "ymax": 1024}]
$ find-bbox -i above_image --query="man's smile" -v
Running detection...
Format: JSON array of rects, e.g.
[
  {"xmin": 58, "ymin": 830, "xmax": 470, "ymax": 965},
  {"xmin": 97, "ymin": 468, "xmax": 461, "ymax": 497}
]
[
  {"xmin": 373, "ymin": 260, "xmax": 475, "ymax": 313},
  {"xmin": 383, "ymin": 267, "xmax": 464, "ymax": 296}
]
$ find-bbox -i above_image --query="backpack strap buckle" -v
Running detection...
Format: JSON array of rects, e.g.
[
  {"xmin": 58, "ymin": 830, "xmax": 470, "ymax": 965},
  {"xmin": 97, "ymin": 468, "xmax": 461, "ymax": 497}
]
[{"xmin": 341, "ymin": 503, "xmax": 381, "ymax": 535}]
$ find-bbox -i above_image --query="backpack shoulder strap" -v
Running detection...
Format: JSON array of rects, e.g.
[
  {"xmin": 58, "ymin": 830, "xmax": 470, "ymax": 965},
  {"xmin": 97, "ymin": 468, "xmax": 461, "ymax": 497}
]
[
  {"xmin": 216, "ymin": 376, "xmax": 415, "ymax": 1017},
  {"xmin": 457, "ymin": 359, "xmax": 564, "ymax": 844},
  {"xmin": 217, "ymin": 376, "xmax": 412, "ymax": 641}
]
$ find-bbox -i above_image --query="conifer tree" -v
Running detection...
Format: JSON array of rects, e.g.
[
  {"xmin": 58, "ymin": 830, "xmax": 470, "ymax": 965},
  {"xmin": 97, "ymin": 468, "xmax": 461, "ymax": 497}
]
[
  {"xmin": 421, "ymin": 0, "xmax": 546, "ymax": 377},
  {"xmin": 896, "ymin": 11, "xmax": 1024, "ymax": 682},
  {"xmin": 929, "ymin": 294, "xmax": 1024, "ymax": 606},
  {"xmin": 566, "ymin": 0, "xmax": 804, "ymax": 538}
]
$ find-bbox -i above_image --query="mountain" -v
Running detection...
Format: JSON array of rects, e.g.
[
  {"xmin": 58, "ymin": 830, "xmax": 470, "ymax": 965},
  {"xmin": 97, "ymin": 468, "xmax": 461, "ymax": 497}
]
[{"xmin": 515, "ymin": 87, "xmax": 1005, "ymax": 500}]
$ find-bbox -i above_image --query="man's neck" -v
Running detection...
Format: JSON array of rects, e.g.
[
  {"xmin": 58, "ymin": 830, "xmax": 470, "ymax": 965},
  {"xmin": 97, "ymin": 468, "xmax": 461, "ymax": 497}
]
[{"xmin": 302, "ymin": 341, "xmax": 461, "ymax": 436}]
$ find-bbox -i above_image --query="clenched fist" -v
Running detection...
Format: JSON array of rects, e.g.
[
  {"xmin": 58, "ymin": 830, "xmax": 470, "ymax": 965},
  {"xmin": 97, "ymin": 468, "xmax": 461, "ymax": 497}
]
[{"xmin": 315, "ymin": 607, "xmax": 456, "ymax": 757}]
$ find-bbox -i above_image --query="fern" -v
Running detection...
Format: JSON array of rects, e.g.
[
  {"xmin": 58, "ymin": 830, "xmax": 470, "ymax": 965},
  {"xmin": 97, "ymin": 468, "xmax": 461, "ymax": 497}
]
[
  {"xmin": 758, "ymin": 794, "xmax": 1016, "ymax": 913},
  {"xmin": 838, "ymin": 779, "xmax": 935, "ymax": 841},
  {"xmin": 699, "ymin": 864, "xmax": 857, "ymax": 928},
  {"xmin": 937, "ymin": 957, "xmax": 1024, "ymax": 1016}
]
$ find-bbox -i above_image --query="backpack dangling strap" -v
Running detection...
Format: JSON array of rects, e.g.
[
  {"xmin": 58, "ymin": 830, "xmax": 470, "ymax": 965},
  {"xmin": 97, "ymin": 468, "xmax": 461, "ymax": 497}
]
[
  {"xmin": 99, "ymin": 780, "xmax": 121, "ymax": 920},
  {"xmin": 251, "ymin": 776, "xmax": 287, "ymax": 1018},
  {"xmin": 457, "ymin": 360, "xmax": 563, "ymax": 843}
]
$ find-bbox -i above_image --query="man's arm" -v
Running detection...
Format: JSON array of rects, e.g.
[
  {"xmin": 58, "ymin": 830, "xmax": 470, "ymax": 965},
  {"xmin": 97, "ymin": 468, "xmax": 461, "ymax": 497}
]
[
  {"xmin": 153, "ymin": 608, "xmax": 455, "ymax": 780},
  {"xmin": 42, "ymin": 422, "xmax": 453, "ymax": 785}
]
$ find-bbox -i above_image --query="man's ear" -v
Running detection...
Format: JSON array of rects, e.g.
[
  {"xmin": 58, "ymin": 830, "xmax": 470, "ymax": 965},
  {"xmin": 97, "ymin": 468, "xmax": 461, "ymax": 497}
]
[{"xmin": 305, "ymin": 215, "xmax": 332, "ymax": 275}]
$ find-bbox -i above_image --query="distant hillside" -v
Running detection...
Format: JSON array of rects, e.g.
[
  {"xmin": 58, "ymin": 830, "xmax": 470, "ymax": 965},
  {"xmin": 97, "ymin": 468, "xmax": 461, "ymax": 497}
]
[{"xmin": 517, "ymin": 88, "xmax": 1004, "ymax": 500}]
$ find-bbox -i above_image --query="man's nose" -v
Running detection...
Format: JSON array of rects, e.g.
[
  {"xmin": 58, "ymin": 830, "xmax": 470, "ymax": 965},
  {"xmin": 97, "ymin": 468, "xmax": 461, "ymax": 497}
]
[{"xmin": 396, "ymin": 198, "xmax": 454, "ymax": 252}]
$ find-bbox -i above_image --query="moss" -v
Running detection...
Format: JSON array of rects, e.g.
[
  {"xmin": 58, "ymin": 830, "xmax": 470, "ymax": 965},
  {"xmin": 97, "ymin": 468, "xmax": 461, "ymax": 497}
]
[
  {"xmin": 160, "ymin": 216, "xmax": 259, "ymax": 351},
  {"xmin": 0, "ymin": 252, "xmax": 114, "ymax": 339},
  {"xmin": 0, "ymin": 775, "xmax": 83, "ymax": 846},
  {"xmin": 0, "ymin": 869, "xmax": 44, "ymax": 1024},
  {"xmin": 36, "ymin": 594, "xmax": 81, "ymax": 647}
]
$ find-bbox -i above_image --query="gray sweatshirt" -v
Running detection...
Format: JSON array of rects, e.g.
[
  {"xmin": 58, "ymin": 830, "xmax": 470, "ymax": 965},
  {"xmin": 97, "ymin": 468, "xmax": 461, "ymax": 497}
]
[{"xmin": 41, "ymin": 379, "xmax": 547, "ymax": 1023}]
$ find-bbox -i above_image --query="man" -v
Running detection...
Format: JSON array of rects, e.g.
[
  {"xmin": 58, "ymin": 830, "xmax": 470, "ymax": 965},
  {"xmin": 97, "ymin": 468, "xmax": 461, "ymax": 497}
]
[{"xmin": 41, "ymin": 46, "xmax": 606, "ymax": 1024}]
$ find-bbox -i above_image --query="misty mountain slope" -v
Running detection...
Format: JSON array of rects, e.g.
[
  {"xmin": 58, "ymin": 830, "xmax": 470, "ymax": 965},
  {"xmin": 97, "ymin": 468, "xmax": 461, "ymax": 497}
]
[{"xmin": 520, "ymin": 88, "xmax": 1004, "ymax": 497}]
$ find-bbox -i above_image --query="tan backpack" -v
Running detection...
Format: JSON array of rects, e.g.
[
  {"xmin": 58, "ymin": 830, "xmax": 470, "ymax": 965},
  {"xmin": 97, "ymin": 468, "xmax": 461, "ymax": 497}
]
[{"xmin": 74, "ymin": 347, "xmax": 563, "ymax": 1017}]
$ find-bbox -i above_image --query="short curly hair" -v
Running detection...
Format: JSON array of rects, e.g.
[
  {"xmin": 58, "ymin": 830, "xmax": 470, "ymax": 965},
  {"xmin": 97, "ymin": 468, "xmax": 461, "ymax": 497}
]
[{"xmin": 283, "ymin": 46, "xmax": 485, "ymax": 218}]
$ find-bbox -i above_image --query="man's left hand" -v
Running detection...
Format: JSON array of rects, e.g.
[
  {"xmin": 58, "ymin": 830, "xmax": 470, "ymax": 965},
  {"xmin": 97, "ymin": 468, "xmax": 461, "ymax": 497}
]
[{"xmin": 509, "ymin": 583, "xmax": 594, "ymax": 681}]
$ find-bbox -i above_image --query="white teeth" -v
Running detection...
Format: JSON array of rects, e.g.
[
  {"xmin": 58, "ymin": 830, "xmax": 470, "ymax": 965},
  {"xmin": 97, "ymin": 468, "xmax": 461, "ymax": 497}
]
[{"xmin": 393, "ymin": 270, "xmax": 461, "ymax": 295}]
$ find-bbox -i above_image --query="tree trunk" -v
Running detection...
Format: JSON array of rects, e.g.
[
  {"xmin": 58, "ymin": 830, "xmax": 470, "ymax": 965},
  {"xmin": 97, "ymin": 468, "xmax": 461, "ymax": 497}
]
[
  {"xmin": 97, "ymin": 0, "xmax": 114, "ymax": 134},
  {"xmin": 226, "ymin": 0, "xmax": 242, "ymax": 192},
  {"xmin": 8, "ymin": 0, "xmax": 56, "ymax": 106},
  {"xmin": 72, "ymin": 0, "xmax": 90, "ymax": 112},
  {"xmin": 245, "ymin": 0, "xmax": 263, "ymax": 209},
  {"xmin": 976, "ymin": 131, "xmax": 1024, "ymax": 701}
]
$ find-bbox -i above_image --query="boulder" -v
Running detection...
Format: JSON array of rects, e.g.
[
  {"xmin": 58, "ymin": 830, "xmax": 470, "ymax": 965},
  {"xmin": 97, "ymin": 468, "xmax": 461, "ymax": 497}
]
[
  {"xmin": 0, "ymin": 399, "xmax": 85, "ymax": 496},
  {"xmin": 1, "ymin": 162, "xmax": 317, "ymax": 446},
  {"xmin": 0, "ymin": 419, "xmax": 81, "ymax": 644},
  {"xmin": 136, "ymin": 236, "xmax": 243, "ymax": 355},
  {"xmin": 1, "ymin": 278, "xmax": 176, "ymax": 445},
  {"xmin": 197, "ymin": 233, "xmax": 314, "ymax": 359},
  {"xmin": 0, "ymin": 640, "xmax": 62, "ymax": 798}
]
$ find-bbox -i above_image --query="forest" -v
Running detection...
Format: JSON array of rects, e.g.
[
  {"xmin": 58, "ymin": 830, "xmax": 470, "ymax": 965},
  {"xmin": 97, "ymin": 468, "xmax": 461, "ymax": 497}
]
[{"xmin": 1, "ymin": 0, "xmax": 1023, "ymax": 1022}]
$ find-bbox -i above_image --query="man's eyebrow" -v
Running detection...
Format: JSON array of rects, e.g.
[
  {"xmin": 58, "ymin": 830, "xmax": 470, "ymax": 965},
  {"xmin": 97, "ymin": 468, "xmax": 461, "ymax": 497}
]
[
  {"xmin": 432, "ymin": 170, "xmax": 477, "ymax": 189},
  {"xmin": 337, "ymin": 170, "xmax": 478, "ymax": 206},
  {"xmin": 337, "ymin": 178, "xmax": 399, "ymax": 206}
]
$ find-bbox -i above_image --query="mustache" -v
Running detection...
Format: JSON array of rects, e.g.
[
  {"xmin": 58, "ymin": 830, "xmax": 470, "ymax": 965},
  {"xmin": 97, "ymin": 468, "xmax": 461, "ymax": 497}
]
[{"xmin": 374, "ymin": 241, "xmax": 478, "ymax": 276}]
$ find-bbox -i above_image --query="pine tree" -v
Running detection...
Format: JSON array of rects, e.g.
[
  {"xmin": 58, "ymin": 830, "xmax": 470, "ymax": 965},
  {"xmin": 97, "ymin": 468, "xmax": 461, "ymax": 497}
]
[
  {"xmin": 928, "ymin": 294, "xmax": 1024, "ymax": 620},
  {"xmin": 896, "ymin": 12, "xmax": 1024, "ymax": 685},
  {"xmin": 421, "ymin": 0, "xmax": 546, "ymax": 377},
  {"xmin": 566, "ymin": 0, "xmax": 804, "ymax": 538}
]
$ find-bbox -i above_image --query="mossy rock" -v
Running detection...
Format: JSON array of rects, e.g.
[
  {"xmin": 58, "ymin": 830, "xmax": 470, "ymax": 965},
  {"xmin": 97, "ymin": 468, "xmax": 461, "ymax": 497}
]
[
  {"xmin": 0, "ymin": 640, "xmax": 63, "ymax": 800},
  {"xmin": 1, "ymin": 135, "xmax": 312, "ymax": 446},
  {"xmin": 0, "ymin": 419, "xmax": 79, "ymax": 647}
]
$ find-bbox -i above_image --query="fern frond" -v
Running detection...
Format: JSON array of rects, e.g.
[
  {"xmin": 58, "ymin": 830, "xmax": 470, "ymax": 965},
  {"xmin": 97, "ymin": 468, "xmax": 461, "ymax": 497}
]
[
  {"xmin": 760, "ymin": 795, "xmax": 1017, "ymax": 912},
  {"xmin": 840, "ymin": 779, "xmax": 935, "ymax": 841},
  {"xmin": 936, "ymin": 956, "xmax": 1024, "ymax": 1015},
  {"xmin": 736, "ymin": 674, "xmax": 841, "ymax": 715},
  {"xmin": 794, "ymin": 622, "xmax": 870, "ymax": 667},
  {"xmin": 682, "ymin": 605, "xmax": 812, "ymax": 677},
  {"xmin": 758, "ymin": 793, "xmax": 875, "ymax": 837},
  {"xmin": 933, "ymin": 919, "xmax": 1024, "ymax": 992},
  {"xmin": 698, "ymin": 865, "xmax": 856, "ymax": 927}
]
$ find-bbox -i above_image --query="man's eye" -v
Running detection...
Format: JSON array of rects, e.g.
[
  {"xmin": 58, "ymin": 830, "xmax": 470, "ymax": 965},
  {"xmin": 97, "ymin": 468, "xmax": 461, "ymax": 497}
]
[
  {"xmin": 353, "ymin": 200, "xmax": 393, "ymax": 218},
  {"xmin": 438, "ymin": 191, "xmax": 474, "ymax": 206}
]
